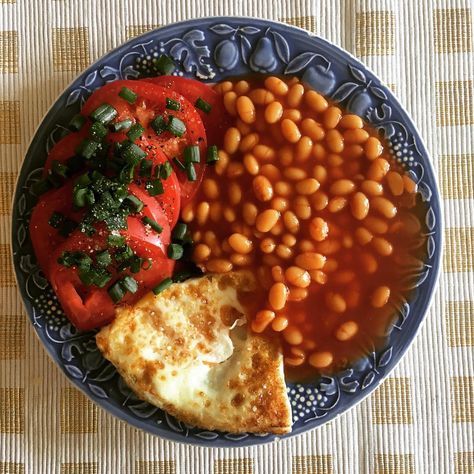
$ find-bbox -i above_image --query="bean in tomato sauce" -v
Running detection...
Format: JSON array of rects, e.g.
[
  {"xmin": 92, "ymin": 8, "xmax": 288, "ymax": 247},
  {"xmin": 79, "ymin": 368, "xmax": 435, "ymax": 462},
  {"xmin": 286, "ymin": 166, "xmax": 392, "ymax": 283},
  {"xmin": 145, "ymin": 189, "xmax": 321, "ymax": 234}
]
[{"xmin": 184, "ymin": 75, "xmax": 427, "ymax": 379}]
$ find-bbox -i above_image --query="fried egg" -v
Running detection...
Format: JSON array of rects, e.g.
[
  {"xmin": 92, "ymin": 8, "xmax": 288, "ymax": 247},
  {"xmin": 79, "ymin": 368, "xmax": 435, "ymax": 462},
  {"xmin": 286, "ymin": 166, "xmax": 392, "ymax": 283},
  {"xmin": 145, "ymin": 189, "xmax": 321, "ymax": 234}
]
[{"xmin": 96, "ymin": 271, "xmax": 292, "ymax": 434}]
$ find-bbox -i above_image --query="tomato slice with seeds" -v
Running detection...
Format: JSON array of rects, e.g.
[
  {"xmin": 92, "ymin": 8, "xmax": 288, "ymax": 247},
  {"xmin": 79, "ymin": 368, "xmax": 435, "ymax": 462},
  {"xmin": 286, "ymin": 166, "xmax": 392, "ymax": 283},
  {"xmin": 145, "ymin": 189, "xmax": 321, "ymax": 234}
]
[
  {"xmin": 143, "ymin": 76, "xmax": 230, "ymax": 147},
  {"xmin": 81, "ymin": 80, "xmax": 207, "ymax": 206}
]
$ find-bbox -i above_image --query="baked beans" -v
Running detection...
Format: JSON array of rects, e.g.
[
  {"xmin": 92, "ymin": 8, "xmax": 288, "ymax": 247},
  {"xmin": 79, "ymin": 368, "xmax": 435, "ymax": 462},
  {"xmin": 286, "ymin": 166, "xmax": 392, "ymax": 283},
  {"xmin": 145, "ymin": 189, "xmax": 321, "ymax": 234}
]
[{"xmin": 187, "ymin": 76, "xmax": 427, "ymax": 377}]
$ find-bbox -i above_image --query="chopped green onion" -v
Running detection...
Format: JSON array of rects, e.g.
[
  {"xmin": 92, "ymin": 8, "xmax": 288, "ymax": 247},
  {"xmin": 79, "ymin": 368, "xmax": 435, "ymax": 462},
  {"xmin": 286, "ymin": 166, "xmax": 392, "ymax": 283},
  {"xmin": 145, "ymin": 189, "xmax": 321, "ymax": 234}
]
[
  {"xmin": 118, "ymin": 164, "xmax": 135, "ymax": 184},
  {"xmin": 185, "ymin": 162, "xmax": 197, "ymax": 181},
  {"xmin": 76, "ymin": 138, "xmax": 101, "ymax": 159},
  {"xmin": 115, "ymin": 245, "xmax": 134, "ymax": 263},
  {"xmin": 108, "ymin": 280, "xmax": 125, "ymax": 303},
  {"xmin": 90, "ymin": 103, "xmax": 118, "ymax": 125},
  {"xmin": 120, "ymin": 142, "xmax": 146, "ymax": 165},
  {"xmin": 153, "ymin": 164, "xmax": 162, "ymax": 179},
  {"xmin": 118, "ymin": 87, "xmax": 137, "ymax": 104},
  {"xmin": 48, "ymin": 211, "xmax": 64, "ymax": 229},
  {"xmin": 172, "ymin": 157, "xmax": 186, "ymax": 171},
  {"xmin": 75, "ymin": 172, "xmax": 92, "ymax": 187},
  {"xmin": 107, "ymin": 234, "xmax": 125, "ymax": 247},
  {"xmin": 110, "ymin": 118, "xmax": 133, "ymax": 132},
  {"xmin": 160, "ymin": 161, "xmax": 173, "ymax": 179},
  {"xmin": 153, "ymin": 277, "xmax": 173, "ymax": 295},
  {"xmin": 166, "ymin": 98, "xmax": 181, "ymax": 111},
  {"xmin": 172, "ymin": 222, "xmax": 187, "ymax": 241},
  {"xmin": 66, "ymin": 155, "xmax": 85, "ymax": 174},
  {"xmin": 206, "ymin": 145, "xmax": 219, "ymax": 164},
  {"xmin": 145, "ymin": 179, "xmax": 164, "ymax": 197},
  {"xmin": 89, "ymin": 121, "xmax": 108, "ymax": 141},
  {"xmin": 51, "ymin": 160, "xmax": 69, "ymax": 178},
  {"xmin": 31, "ymin": 178, "xmax": 52, "ymax": 196},
  {"xmin": 167, "ymin": 115, "xmax": 186, "ymax": 137},
  {"xmin": 195, "ymin": 97, "xmax": 212, "ymax": 114},
  {"xmin": 68, "ymin": 114, "xmax": 86, "ymax": 131},
  {"xmin": 123, "ymin": 194, "xmax": 144, "ymax": 212},
  {"xmin": 96, "ymin": 250, "xmax": 112, "ymax": 268},
  {"xmin": 127, "ymin": 123, "xmax": 144, "ymax": 142},
  {"xmin": 155, "ymin": 54, "xmax": 176, "ymax": 75},
  {"xmin": 151, "ymin": 115, "xmax": 166, "ymax": 135},
  {"xmin": 184, "ymin": 145, "xmax": 200, "ymax": 164},
  {"xmin": 93, "ymin": 271, "xmax": 112, "ymax": 288},
  {"xmin": 58, "ymin": 251, "xmax": 92, "ymax": 271},
  {"xmin": 139, "ymin": 159, "xmax": 153, "ymax": 177},
  {"xmin": 167, "ymin": 243, "xmax": 184, "ymax": 260},
  {"xmin": 142, "ymin": 216, "xmax": 163, "ymax": 233},
  {"xmin": 73, "ymin": 187, "xmax": 95, "ymax": 208},
  {"xmin": 129, "ymin": 256, "xmax": 143, "ymax": 274},
  {"xmin": 121, "ymin": 275, "xmax": 138, "ymax": 293}
]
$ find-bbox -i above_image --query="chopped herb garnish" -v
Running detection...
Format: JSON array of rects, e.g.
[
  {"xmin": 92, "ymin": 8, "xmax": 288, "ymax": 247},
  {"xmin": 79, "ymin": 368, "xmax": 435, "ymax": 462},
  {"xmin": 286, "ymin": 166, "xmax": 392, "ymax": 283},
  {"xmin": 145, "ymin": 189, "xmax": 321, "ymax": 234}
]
[
  {"xmin": 96, "ymin": 250, "xmax": 112, "ymax": 268},
  {"xmin": 48, "ymin": 211, "xmax": 64, "ymax": 229},
  {"xmin": 139, "ymin": 159, "xmax": 153, "ymax": 177},
  {"xmin": 123, "ymin": 194, "xmax": 144, "ymax": 212},
  {"xmin": 76, "ymin": 138, "xmax": 101, "ymax": 160},
  {"xmin": 115, "ymin": 245, "xmax": 134, "ymax": 263},
  {"xmin": 167, "ymin": 115, "xmax": 186, "ymax": 137},
  {"xmin": 167, "ymin": 243, "xmax": 184, "ymax": 260},
  {"xmin": 89, "ymin": 121, "xmax": 108, "ymax": 141},
  {"xmin": 120, "ymin": 142, "xmax": 146, "ymax": 165},
  {"xmin": 51, "ymin": 160, "xmax": 69, "ymax": 178},
  {"xmin": 58, "ymin": 251, "xmax": 92, "ymax": 271},
  {"xmin": 110, "ymin": 118, "xmax": 133, "ymax": 133},
  {"xmin": 121, "ymin": 275, "xmax": 138, "ymax": 293},
  {"xmin": 127, "ymin": 123, "xmax": 144, "ymax": 142},
  {"xmin": 172, "ymin": 222, "xmax": 187, "ymax": 241},
  {"xmin": 90, "ymin": 103, "xmax": 118, "ymax": 125},
  {"xmin": 142, "ymin": 216, "xmax": 163, "ymax": 233},
  {"xmin": 118, "ymin": 87, "xmax": 137, "ymax": 104},
  {"xmin": 195, "ymin": 97, "xmax": 212, "ymax": 114},
  {"xmin": 160, "ymin": 161, "xmax": 173, "ymax": 179},
  {"xmin": 206, "ymin": 145, "xmax": 219, "ymax": 164},
  {"xmin": 155, "ymin": 54, "xmax": 176, "ymax": 75},
  {"xmin": 73, "ymin": 187, "xmax": 95, "ymax": 208},
  {"xmin": 145, "ymin": 179, "xmax": 164, "ymax": 196},
  {"xmin": 153, "ymin": 277, "xmax": 173, "ymax": 295},
  {"xmin": 118, "ymin": 164, "xmax": 135, "ymax": 184},
  {"xmin": 108, "ymin": 280, "xmax": 125, "ymax": 303},
  {"xmin": 185, "ymin": 162, "xmax": 197, "ymax": 181},
  {"xmin": 68, "ymin": 114, "xmax": 86, "ymax": 131},
  {"xmin": 107, "ymin": 234, "xmax": 125, "ymax": 247},
  {"xmin": 184, "ymin": 145, "xmax": 200, "ymax": 164},
  {"xmin": 172, "ymin": 157, "xmax": 186, "ymax": 171},
  {"xmin": 151, "ymin": 114, "xmax": 166, "ymax": 135},
  {"xmin": 166, "ymin": 98, "xmax": 181, "ymax": 111}
]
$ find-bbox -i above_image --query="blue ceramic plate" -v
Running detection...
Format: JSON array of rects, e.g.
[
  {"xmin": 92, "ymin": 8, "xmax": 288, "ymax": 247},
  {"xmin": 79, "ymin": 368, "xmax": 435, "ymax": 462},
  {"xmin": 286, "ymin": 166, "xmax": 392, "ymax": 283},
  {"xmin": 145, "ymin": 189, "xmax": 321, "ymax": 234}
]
[{"xmin": 12, "ymin": 17, "xmax": 442, "ymax": 446}]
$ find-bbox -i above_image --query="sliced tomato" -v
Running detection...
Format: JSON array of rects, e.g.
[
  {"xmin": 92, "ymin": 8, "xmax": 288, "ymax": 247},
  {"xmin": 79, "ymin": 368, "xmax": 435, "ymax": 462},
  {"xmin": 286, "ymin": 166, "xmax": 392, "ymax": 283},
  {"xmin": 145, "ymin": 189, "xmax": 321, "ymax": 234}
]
[
  {"xmin": 81, "ymin": 80, "xmax": 207, "ymax": 205},
  {"xmin": 143, "ymin": 76, "xmax": 230, "ymax": 146},
  {"xmin": 43, "ymin": 129, "xmax": 88, "ymax": 176},
  {"xmin": 29, "ymin": 182, "xmax": 82, "ymax": 276},
  {"xmin": 135, "ymin": 138, "xmax": 180, "ymax": 228},
  {"xmin": 49, "ymin": 221, "xmax": 174, "ymax": 331}
]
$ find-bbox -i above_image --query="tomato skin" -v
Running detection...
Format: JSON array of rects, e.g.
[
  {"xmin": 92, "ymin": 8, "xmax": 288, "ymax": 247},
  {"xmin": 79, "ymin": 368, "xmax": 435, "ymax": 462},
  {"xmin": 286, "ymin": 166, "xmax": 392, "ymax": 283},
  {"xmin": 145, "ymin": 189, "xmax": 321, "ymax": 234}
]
[
  {"xmin": 43, "ymin": 130, "xmax": 88, "ymax": 176},
  {"xmin": 29, "ymin": 182, "xmax": 81, "ymax": 276},
  {"xmin": 81, "ymin": 80, "xmax": 207, "ymax": 206},
  {"xmin": 49, "ymin": 223, "xmax": 174, "ymax": 331},
  {"xmin": 143, "ymin": 76, "xmax": 230, "ymax": 147}
]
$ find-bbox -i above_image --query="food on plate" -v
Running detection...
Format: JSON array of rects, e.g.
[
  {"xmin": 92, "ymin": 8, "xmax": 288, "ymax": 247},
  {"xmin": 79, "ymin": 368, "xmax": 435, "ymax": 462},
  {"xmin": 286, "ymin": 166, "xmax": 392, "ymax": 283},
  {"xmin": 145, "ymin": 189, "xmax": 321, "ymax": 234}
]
[
  {"xmin": 29, "ymin": 59, "xmax": 428, "ymax": 432},
  {"xmin": 184, "ymin": 75, "xmax": 427, "ymax": 378},
  {"xmin": 96, "ymin": 271, "xmax": 292, "ymax": 434}
]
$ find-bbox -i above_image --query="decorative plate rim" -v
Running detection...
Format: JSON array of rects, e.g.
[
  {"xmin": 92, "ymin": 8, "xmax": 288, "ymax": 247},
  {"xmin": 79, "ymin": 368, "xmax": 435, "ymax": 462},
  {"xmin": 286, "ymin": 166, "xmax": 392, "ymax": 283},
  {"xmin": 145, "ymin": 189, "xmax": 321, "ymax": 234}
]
[{"xmin": 11, "ymin": 16, "xmax": 443, "ymax": 447}]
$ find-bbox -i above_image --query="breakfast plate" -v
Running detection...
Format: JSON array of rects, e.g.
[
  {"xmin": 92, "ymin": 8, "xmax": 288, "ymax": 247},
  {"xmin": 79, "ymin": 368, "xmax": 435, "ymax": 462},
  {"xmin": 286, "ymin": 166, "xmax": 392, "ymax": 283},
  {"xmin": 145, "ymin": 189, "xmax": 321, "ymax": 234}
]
[{"xmin": 11, "ymin": 17, "xmax": 442, "ymax": 446}]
